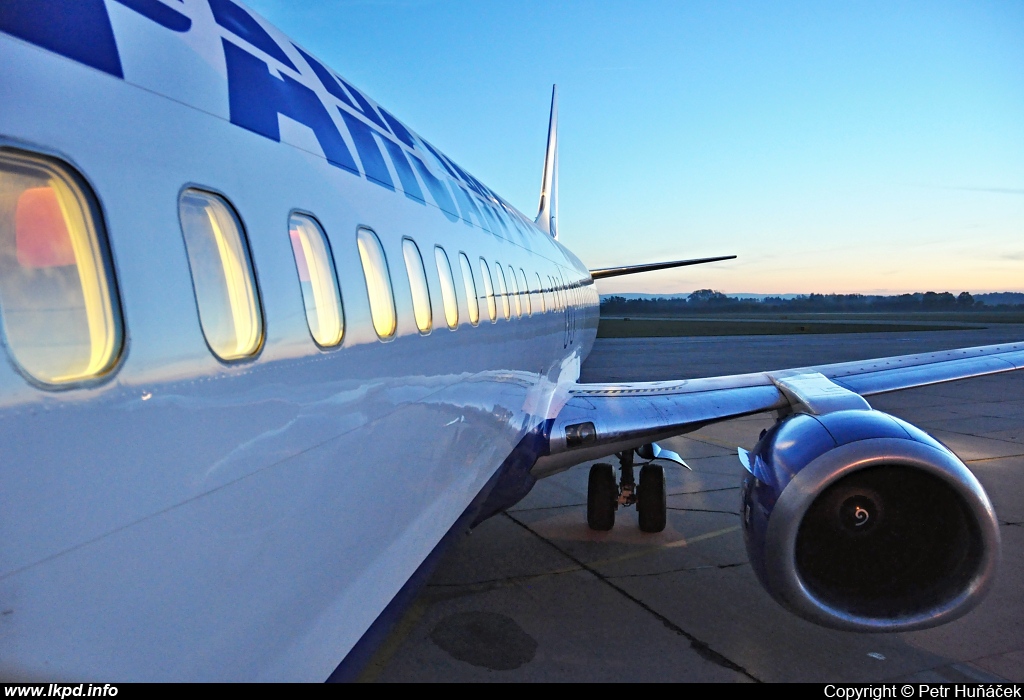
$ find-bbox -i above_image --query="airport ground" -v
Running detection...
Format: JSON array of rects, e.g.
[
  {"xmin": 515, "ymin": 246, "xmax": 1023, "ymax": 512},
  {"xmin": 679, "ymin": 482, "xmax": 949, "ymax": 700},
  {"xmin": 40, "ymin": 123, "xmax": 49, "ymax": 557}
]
[
  {"xmin": 597, "ymin": 311, "xmax": 1024, "ymax": 339},
  {"xmin": 366, "ymin": 326, "xmax": 1024, "ymax": 682}
]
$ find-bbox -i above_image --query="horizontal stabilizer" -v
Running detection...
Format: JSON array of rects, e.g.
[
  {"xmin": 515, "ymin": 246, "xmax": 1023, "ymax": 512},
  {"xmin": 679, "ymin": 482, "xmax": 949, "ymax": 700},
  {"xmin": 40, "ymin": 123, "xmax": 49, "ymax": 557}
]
[{"xmin": 590, "ymin": 255, "xmax": 736, "ymax": 280}]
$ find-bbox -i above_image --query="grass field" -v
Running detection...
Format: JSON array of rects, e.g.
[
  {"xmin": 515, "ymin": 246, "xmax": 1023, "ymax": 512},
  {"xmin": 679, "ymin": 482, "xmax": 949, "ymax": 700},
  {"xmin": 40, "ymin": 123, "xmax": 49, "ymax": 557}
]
[{"xmin": 596, "ymin": 316, "xmax": 983, "ymax": 338}]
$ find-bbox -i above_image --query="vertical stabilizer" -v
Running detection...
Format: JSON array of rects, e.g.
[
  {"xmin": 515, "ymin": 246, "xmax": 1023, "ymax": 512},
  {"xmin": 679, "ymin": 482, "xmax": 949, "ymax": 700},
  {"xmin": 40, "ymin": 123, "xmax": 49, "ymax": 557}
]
[{"xmin": 535, "ymin": 85, "xmax": 558, "ymax": 239}]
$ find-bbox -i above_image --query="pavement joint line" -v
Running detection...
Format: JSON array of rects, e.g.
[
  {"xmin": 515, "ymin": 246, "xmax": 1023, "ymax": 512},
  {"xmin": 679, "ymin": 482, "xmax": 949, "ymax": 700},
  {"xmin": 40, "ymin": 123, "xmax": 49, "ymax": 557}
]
[
  {"xmin": 357, "ymin": 520, "xmax": 731, "ymax": 681},
  {"xmin": 683, "ymin": 435, "xmax": 752, "ymax": 451},
  {"xmin": 667, "ymin": 507, "xmax": 740, "ymax": 515},
  {"xmin": 352, "ymin": 523, "xmax": 744, "ymax": 680},
  {"xmin": 510, "ymin": 502, "xmax": 587, "ymax": 513},
  {"xmin": 606, "ymin": 561, "xmax": 748, "ymax": 580},
  {"xmin": 385, "ymin": 525, "xmax": 744, "ymax": 604},
  {"xmin": 965, "ymin": 453, "xmax": 1024, "ymax": 464},
  {"xmin": 882, "ymin": 660, "xmax": 1009, "ymax": 684},
  {"xmin": 932, "ymin": 430, "xmax": 1024, "ymax": 449},
  {"xmin": 512, "ymin": 489, "xmax": 742, "ymax": 514},
  {"xmin": 673, "ymin": 486, "xmax": 741, "ymax": 495},
  {"xmin": 502, "ymin": 513, "xmax": 760, "ymax": 682},
  {"xmin": 424, "ymin": 566, "xmax": 587, "ymax": 594},
  {"xmin": 947, "ymin": 430, "xmax": 1024, "ymax": 445}
]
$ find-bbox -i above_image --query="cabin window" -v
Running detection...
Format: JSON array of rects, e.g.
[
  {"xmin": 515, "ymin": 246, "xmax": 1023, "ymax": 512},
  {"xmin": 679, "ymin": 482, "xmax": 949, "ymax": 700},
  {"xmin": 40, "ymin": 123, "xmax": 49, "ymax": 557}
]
[
  {"xmin": 535, "ymin": 272, "xmax": 545, "ymax": 313},
  {"xmin": 507, "ymin": 265, "xmax": 522, "ymax": 318},
  {"xmin": 434, "ymin": 246, "xmax": 458, "ymax": 330},
  {"xmin": 458, "ymin": 253, "xmax": 479, "ymax": 326},
  {"xmin": 179, "ymin": 189, "xmax": 263, "ymax": 361},
  {"xmin": 0, "ymin": 151, "xmax": 123, "ymax": 384},
  {"xmin": 402, "ymin": 238, "xmax": 432, "ymax": 334},
  {"xmin": 493, "ymin": 262, "xmax": 510, "ymax": 320},
  {"xmin": 518, "ymin": 268, "xmax": 531, "ymax": 316},
  {"xmin": 289, "ymin": 213, "xmax": 343, "ymax": 347},
  {"xmin": 356, "ymin": 228, "xmax": 397, "ymax": 339},
  {"xmin": 478, "ymin": 258, "xmax": 497, "ymax": 322}
]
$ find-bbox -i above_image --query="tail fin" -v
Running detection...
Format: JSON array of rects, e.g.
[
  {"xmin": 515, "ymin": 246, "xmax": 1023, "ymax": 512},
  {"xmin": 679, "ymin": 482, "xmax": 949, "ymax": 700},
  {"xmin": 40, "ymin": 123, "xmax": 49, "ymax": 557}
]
[{"xmin": 535, "ymin": 85, "xmax": 558, "ymax": 239}]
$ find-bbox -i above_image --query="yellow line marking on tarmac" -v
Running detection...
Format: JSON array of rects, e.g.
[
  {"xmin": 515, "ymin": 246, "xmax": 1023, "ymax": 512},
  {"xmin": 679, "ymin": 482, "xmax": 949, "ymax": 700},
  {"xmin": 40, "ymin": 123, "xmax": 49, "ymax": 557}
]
[
  {"xmin": 588, "ymin": 525, "xmax": 741, "ymax": 569},
  {"xmin": 356, "ymin": 523, "xmax": 741, "ymax": 680},
  {"xmin": 357, "ymin": 596, "xmax": 432, "ymax": 683}
]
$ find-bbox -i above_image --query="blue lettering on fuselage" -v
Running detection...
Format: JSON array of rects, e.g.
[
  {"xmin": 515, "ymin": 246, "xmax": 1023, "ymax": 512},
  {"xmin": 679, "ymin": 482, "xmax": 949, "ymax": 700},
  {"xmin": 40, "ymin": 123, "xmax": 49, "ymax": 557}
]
[
  {"xmin": 293, "ymin": 45, "xmax": 358, "ymax": 111},
  {"xmin": 380, "ymin": 139, "xmax": 426, "ymax": 204},
  {"xmin": 378, "ymin": 108, "xmax": 417, "ymax": 149},
  {"xmin": 0, "ymin": 0, "xmax": 536, "ymax": 240},
  {"xmin": 208, "ymin": 0, "xmax": 297, "ymax": 70},
  {"xmin": 409, "ymin": 154, "xmax": 461, "ymax": 223},
  {"xmin": 114, "ymin": 0, "xmax": 191, "ymax": 32},
  {"xmin": 222, "ymin": 39, "xmax": 359, "ymax": 174},
  {"xmin": 0, "ymin": 0, "xmax": 123, "ymax": 78},
  {"xmin": 338, "ymin": 110, "xmax": 395, "ymax": 190}
]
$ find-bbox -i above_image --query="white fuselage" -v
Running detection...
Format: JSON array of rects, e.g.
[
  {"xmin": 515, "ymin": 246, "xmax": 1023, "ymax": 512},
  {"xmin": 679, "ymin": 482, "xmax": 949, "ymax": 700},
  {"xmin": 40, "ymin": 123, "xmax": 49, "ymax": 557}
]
[{"xmin": 0, "ymin": 0, "xmax": 598, "ymax": 680}]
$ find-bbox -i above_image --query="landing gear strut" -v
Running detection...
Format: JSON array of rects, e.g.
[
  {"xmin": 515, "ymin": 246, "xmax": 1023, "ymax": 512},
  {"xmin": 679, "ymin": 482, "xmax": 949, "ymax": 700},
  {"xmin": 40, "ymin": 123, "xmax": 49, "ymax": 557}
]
[{"xmin": 586, "ymin": 449, "xmax": 667, "ymax": 532}]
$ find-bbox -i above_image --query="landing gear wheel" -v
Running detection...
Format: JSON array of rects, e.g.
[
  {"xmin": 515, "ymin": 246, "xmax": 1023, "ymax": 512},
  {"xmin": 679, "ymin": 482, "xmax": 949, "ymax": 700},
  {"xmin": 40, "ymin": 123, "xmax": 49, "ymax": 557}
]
[
  {"xmin": 587, "ymin": 463, "xmax": 617, "ymax": 531},
  {"xmin": 638, "ymin": 465, "xmax": 667, "ymax": 533}
]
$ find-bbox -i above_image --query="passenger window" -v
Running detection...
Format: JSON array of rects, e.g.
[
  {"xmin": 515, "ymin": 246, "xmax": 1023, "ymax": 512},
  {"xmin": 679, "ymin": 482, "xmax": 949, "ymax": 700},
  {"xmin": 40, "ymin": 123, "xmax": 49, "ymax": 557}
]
[
  {"xmin": 534, "ymin": 272, "xmax": 545, "ymax": 313},
  {"xmin": 458, "ymin": 253, "xmax": 480, "ymax": 326},
  {"xmin": 0, "ymin": 151, "xmax": 123, "ymax": 384},
  {"xmin": 518, "ymin": 268, "xmax": 531, "ymax": 316},
  {"xmin": 289, "ymin": 213, "xmax": 343, "ymax": 347},
  {"xmin": 478, "ymin": 258, "xmax": 497, "ymax": 322},
  {"xmin": 507, "ymin": 265, "xmax": 521, "ymax": 318},
  {"xmin": 402, "ymin": 238, "xmax": 432, "ymax": 334},
  {"xmin": 356, "ymin": 228, "xmax": 397, "ymax": 339},
  {"xmin": 493, "ymin": 262, "xmax": 510, "ymax": 320},
  {"xmin": 179, "ymin": 189, "xmax": 263, "ymax": 361},
  {"xmin": 434, "ymin": 246, "xmax": 459, "ymax": 329}
]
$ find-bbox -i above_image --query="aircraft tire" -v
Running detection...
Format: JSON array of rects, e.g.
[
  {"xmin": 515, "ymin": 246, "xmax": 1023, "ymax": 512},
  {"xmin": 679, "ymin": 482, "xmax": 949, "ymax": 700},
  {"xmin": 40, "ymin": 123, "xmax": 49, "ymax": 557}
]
[
  {"xmin": 587, "ymin": 463, "xmax": 617, "ymax": 531},
  {"xmin": 638, "ymin": 465, "xmax": 667, "ymax": 533}
]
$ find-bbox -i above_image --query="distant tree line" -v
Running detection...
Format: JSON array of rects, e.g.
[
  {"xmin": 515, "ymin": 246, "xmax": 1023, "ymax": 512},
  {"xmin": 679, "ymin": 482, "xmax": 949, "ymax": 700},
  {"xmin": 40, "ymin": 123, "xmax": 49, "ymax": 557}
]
[{"xmin": 600, "ymin": 290, "xmax": 1024, "ymax": 315}]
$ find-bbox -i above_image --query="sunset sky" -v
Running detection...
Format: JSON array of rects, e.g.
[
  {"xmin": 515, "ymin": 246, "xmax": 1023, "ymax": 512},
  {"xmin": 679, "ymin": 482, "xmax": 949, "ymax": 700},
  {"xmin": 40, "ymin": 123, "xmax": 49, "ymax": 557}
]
[{"xmin": 246, "ymin": 0, "xmax": 1024, "ymax": 296}]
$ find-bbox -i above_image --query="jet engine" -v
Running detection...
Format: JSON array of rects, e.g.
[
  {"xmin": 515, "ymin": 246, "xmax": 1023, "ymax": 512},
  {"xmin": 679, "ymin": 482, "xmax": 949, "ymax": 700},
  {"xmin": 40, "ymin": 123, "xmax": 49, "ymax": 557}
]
[{"xmin": 739, "ymin": 409, "xmax": 1000, "ymax": 632}]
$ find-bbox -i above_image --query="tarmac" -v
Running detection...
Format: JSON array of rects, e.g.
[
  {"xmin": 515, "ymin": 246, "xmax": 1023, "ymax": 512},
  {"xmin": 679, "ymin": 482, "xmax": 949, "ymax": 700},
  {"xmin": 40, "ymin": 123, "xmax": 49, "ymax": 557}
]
[{"xmin": 367, "ymin": 326, "xmax": 1024, "ymax": 682}]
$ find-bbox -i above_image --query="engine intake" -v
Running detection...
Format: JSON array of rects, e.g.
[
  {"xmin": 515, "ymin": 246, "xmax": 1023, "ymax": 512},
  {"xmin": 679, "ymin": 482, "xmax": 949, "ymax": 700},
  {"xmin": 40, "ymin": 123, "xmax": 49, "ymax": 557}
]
[{"xmin": 741, "ymin": 409, "xmax": 999, "ymax": 632}]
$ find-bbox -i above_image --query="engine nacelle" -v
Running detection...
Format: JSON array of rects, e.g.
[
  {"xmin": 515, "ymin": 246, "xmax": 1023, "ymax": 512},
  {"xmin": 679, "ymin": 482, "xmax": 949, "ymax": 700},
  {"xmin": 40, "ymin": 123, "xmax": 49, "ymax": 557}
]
[{"xmin": 740, "ymin": 409, "xmax": 1000, "ymax": 632}]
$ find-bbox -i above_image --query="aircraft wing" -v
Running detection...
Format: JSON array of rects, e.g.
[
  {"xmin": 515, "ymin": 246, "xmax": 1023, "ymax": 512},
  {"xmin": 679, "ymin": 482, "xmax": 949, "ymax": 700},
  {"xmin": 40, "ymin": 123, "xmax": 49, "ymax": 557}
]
[{"xmin": 532, "ymin": 340, "xmax": 1024, "ymax": 477}]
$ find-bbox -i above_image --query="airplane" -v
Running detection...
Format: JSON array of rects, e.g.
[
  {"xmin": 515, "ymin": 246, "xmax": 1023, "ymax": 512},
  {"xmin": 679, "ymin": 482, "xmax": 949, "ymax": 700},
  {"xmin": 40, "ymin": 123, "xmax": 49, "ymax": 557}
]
[{"xmin": 0, "ymin": 0, "xmax": 1021, "ymax": 682}]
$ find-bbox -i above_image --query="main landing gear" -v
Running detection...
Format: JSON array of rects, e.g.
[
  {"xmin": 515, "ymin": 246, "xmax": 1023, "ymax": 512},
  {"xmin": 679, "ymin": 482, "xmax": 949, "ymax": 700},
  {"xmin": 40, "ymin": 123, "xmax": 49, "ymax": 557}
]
[{"xmin": 587, "ymin": 449, "xmax": 667, "ymax": 533}]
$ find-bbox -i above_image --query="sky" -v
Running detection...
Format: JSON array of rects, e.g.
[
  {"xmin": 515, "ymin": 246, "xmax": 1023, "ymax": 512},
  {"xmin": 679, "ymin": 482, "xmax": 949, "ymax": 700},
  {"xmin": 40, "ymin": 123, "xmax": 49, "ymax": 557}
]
[{"xmin": 245, "ymin": 0, "xmax": 1024, "ymax": 296}]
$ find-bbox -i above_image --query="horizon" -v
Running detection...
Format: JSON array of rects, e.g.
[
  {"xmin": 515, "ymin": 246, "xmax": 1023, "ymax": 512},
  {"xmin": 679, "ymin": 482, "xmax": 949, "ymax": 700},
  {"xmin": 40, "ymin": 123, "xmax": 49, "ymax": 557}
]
[
  {"xmin": 247, "ymin": 1, "xmax": 1024, "ymax": 296},
  {"xmin": 601, "ymin": 290, "xmax": 1024, "ymax": 299}
]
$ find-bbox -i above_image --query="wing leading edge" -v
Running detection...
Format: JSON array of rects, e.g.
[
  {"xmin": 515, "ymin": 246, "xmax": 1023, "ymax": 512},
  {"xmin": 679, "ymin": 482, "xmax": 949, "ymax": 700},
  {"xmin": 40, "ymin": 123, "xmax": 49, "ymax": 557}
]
[{"xmin": 532, "ymin": 340, "xmax": 1024, "ymax": 477}]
